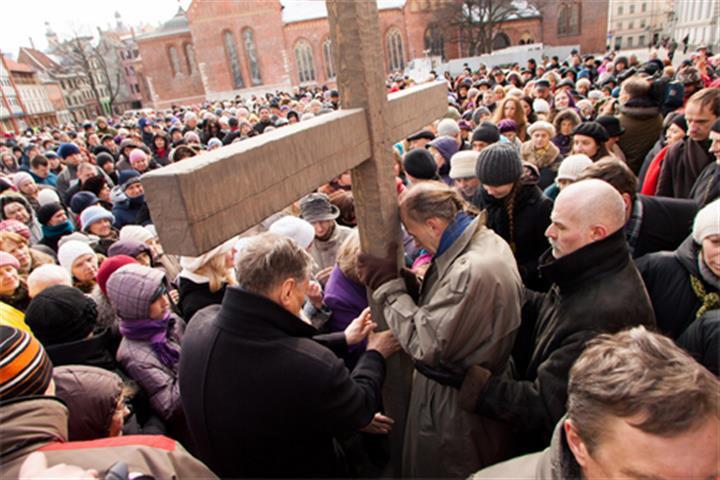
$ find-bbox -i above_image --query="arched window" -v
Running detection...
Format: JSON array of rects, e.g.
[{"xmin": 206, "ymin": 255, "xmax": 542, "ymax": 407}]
[
  {"xmin": 520, "ymin": 32, "xmax": 534, "ymax": 44},
  {"xmin": 242, "ymin": 28, "xmax": 262, "ymax": 86},
  {"xmin": 223, "ymin": 31, "xmax": 245, "ymax": 89},
  {"xmin": 386, "ymin": 28, "xmax": 405, "ymax": 72},
  {"xmin": 492, "ymin": 32, "xmax": 511, "ymax": 50},
  {"xmin": 294, "ymin": 40, "xmax": 316, "ymax": 84},
  {"xmin": 322, "ymin": 39, "xmax": 335, "ymax": 79},
  {"xmin": 557, "ymin": 2, "xmax": 581, "ymax": 36},
  {"xmin": 184, "ymin": 43, "xmax": 196, "ymax": 75},
  {"xmin": 167, "ymin": 46, "xmax": 181, "ymax": 77},
  {"xmin": 424, "ymin": 25, "xmax": 444, "ymax": 57}
]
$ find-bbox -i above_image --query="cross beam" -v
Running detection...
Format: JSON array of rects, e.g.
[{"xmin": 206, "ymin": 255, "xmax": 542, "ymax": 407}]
[{"xmin": 141, "ymin": 81, "xmax": 446, "ymax": 256}]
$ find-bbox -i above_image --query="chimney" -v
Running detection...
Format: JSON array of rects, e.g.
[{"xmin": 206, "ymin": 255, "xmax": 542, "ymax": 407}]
[{"xmin": 29, "ymin": 37, "xmax": 36, "ymax": 49}]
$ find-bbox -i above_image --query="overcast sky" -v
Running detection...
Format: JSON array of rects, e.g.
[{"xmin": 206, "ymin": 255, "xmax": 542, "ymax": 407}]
[{"xmin": 1, "ymin": 0, "xmax": 192, "ymax": 58}]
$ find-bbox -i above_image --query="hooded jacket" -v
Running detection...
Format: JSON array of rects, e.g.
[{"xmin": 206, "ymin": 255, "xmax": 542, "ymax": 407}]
[
  {"xmin": 0, "ymin": 396, "xmax": 216, "ymax": 478},
  {"xmin": 372, "ymin": 215, "xmax": 523, "ymax": 477},
  {"xmin": 0, "ymin": 194, "xmax": 42, "ymax": 244},
  {"xmin": 110, "ymin": 186, "xmax": 144, "ymax": 229}
]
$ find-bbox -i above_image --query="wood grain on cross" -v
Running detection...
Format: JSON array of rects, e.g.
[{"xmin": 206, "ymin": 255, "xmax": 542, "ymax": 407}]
[{"xmin": 142, "ymin": 1, "xmax": 446, "ymax": 474}]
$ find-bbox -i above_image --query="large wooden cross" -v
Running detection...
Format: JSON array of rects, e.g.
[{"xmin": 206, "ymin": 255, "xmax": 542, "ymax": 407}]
[{"xmin": 142, "ymin": 1, "xmax": 446, "ymax": 474}]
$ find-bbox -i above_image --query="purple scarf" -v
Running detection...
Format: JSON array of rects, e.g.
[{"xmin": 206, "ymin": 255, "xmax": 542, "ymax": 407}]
[{"xmin": 119, "ymin": 311, "xmax": 180, "ymax": 368}]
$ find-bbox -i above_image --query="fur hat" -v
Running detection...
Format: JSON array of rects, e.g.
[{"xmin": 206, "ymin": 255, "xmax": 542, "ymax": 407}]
[{"xmin": 527, "ymin": 121, "xmax": 556, "ymax": 137}]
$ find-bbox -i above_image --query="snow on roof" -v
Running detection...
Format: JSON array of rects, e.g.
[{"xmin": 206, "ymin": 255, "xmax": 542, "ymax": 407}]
[{"xmin": 280, "ymin": 0, "xmax": 406, "ymax": 24}]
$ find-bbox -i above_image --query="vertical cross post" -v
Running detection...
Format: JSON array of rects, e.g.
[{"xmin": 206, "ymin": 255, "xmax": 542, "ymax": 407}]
[{"xmin": 327, "ymin": 2, "xmax": 412, "ymax": 475}]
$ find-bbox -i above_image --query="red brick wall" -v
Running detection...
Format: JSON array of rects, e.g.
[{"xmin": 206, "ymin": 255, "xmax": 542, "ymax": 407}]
[
  {"xmin": 540, "ymin": 0, "xmax": 609, "ymax": 54},
  {"xmin": 136, "ymin": 31, "xmax": 205, "ymax": 108},
  {"xmin": 187, "ymin": 0, "xmax": 291, "ymax": 97}
]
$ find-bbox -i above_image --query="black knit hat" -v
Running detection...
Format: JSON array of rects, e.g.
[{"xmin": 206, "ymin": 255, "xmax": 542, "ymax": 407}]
[
  {"xmin": 572, "ymin": 121, "xmax": 609, "ymax": 144},
  {"xmin": 595, "ymin": 115, "xmax": 624, "ymax": 137},
  {"xmin": 475, "ymin": 143, "xmax": 523, "ymax": 186},
  {"xmin": 25, "ymin": 285, "xmax": 98, "ymax": 347},
  {"xmin": 403, "ymin": 149, "xmax": 438, "ymax": 180},
  {"xmin": 95, "ymin": 152, "xmax": 114, "ymax": 169},
  {"xmin": 37, "ymin": 202, "xmax": 64, "ymax": 226},
  {"xmin": 471, "ymin": 121, "xmax": 500, "ymax": 145}
]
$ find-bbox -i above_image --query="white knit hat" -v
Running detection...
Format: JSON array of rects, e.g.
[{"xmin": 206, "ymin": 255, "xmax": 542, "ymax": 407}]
[
  {"xmin": 692, "ymin": 199, "xmax": 720, "ymax": 244},
  {"xmin": 269, "ymin": 215, "xmax": 315, "ymax": 249},
  {"xmin": 437, "ymin": 118, "xmax": 460, "ymax": 138},
  {"xmin": 527, "ymin": 121, "xmax": 556, "ymax": 138},
  {"xmin": 179, "ymin": 236, "xmax": 238, "ymax": 273},
  {"xmin": 449, "ymin": 151, "xmax": 479, "ymax": 179},
  {"xmin": 556, "ymin": 154, "xmax": 593, "ymax": 182},
  {"xmin": 119, "ymin": 225, "xmax": 153, "ymax": 244},
  {"xmin": 57, "ymin": 240, "xmax": 95, "ymax": 273},
  {"xmin": 37, "ymin": 188, "xmax": 61, "ymax": 206}
]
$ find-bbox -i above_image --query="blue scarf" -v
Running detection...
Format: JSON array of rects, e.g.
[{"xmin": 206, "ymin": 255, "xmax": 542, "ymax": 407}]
[
  {"xmin": 41, "ymin": 220, "xmax": 74, "ymax": 238},
  {"xmin": 434, "ymin": 212, "xmax": 473, "ymax": 259}
]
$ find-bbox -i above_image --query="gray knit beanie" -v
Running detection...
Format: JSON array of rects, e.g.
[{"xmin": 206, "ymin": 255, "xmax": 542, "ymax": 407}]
[{"xmin": 475, "ymin": 143, "xmax": 523, "ymax": 186}]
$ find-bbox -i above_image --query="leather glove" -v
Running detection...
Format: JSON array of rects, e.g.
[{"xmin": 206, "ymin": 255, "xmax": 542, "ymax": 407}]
[
  {"xmin": 414, "ymin": 361, "xmax": 466, "ymax": 389},
  {"xmin": 399, "ymin": 267, "xmax": 421, "ymax": 302},
  {"xmin": 458, "ymin": 365, "xmax": 492, "ymax": 413},
  {"xmin": 357, "ymin": 242, "xmax": 399, "ymax": 290}
]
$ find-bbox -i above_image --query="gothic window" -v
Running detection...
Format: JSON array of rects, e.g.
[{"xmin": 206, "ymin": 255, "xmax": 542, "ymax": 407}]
[
  {"xmin": 168, "ymin": 45, "xmax": 181, "ymax": 77},
  {"xmin": 492, "ymin": 32, "xmax": 511, "ymax": 50},
  {"xmin": 294, "ymin": 40, "xmax": 316, "ymax": 83},
  {"xmin": 557, "ymin": 2, "xmax": 581, "ymax": 36},
  {"xmin": 424, "ymin": 25, "xmax": 444, "ymax": 57},
  {"xmin": 223, "ymin": 31, "xmax": 245, "ymax": 89},
  {"xmin": 322, "ymin": 38, "xmax": 335, "ymax": 79},
  {"xmin": 184, "ymin": 43, "xmax": 196, "ymax": 75},
  {"xmin": 242, "ymin": 28, "xmax": 262, "ymax": 86},
  {"xmin": 387, "ymin": 28, "xmax": 405, "ymax": 72}
]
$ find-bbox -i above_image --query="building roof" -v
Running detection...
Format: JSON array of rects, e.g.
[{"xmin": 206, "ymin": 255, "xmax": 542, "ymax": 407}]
[
  {"xmin": 280, "ymin": 0, "xmax": 406, "ymax": 24},
  {"xmin": 136, "ymin": 7, "xmax": 190, "ymax": 41},
  {"xmin": 2, "ymin": 56, "xmax": 36, "ymax": 74},
  {"xmin": 18, "ymin": 47, "xmax": 60, "ymax": 71}
]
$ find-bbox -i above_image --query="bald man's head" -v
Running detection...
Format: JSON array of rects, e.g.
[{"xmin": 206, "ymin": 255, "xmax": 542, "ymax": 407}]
[{"xmin": 546, "ymin": 179, "xmax": 626, "ymax": 258}]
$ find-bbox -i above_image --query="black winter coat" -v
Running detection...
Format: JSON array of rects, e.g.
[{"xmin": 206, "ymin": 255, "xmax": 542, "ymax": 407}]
[
  {"xmin": 677, "ymin": 309, "xmax": 719, "ymax": 376},
  {"xmin": 177, "ymin": 277, "xmax": 227, "ymax": 322},
  {"xmin": 631, "ymin": 194, "xmax": 697, "ymax": 258},
  {"xmin": 179, "ymin": 287, "xmax": 386, "ymax": 478},
  {"xmin": 656, "ymin": 138, "xmax": 713, "ymax": 199},
  {"xmin": 636, "ymin": 237, "xmax": 716, "ymax": 339},
  {"xmin": 475, "ymin": 182, "xmax": 552, "ymax": 290},
  {"xmin": 474, "ymin": 229, "xmax": 655, "ymax": 451},
  {"xmin": 689, "ymin": 161, "xmax": 719, "ymax": 207}
]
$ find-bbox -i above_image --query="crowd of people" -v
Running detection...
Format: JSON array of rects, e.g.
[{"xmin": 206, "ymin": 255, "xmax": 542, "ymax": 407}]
[{"xmin": 0, "ymin": 45, "xmax": 719, "ymax": 479}]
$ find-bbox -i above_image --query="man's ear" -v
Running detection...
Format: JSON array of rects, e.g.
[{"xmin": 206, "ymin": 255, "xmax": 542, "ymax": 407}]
[
  {"xmin": 564, "ymin": 419, "xmax": 591, "ymax": 468},
  {"xmin": 589, "ymin": 224, "xmax": 609, "ymax": 242},
  {"xmin": 278, "ymin": 277, "xmax": 296, "ymax": 309}
]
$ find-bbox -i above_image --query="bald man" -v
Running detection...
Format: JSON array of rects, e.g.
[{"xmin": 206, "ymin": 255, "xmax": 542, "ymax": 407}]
[{"xmin": 420, "ymin": 179, "xmax": 656, "ymax": 455}]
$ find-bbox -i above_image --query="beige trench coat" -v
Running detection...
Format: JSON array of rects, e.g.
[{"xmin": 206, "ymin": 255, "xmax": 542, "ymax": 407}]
[{"xmin": 373, "ymin": 216, "xmax": 523, "ymax": 478}]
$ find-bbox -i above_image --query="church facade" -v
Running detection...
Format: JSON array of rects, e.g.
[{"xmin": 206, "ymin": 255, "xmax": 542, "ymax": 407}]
[{"xmin": 137, "ymin": 0, "xmax": 607, "ymax": 109}]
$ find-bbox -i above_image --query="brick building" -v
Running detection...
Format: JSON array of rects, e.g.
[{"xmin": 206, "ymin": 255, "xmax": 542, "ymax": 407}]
[
  {"xmin": 138, "ymin": 0, "xmax": 607, "ymax": 109},
  {"xmin": 0, "ymin": 55, "xmax": 57, "ymax": 133}
]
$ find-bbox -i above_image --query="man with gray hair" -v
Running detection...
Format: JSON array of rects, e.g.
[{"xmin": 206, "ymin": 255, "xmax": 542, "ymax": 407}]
[
  {"xmin": 179, "ymin": 232, "xmax": 399, "ymax": 478},
  {"xmin": 422, "ymin": 179, "xmax": 655, "ymax": 453},
  {"xmin": 474, "ymin": 326, "xmax": 719, "ymax": 479}
]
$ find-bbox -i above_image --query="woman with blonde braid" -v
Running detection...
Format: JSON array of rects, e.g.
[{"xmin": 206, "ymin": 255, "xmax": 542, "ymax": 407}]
[{"xmin": 474, "ymin": 143, "xmax": 553, "ymax": 290}]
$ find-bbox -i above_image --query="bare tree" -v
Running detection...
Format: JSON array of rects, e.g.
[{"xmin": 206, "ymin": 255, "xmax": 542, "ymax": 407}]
[
  {"xmin": 51, "ymin": 31, "xmax": 123, "ymax": 114},
  {"xmin": 434, "ymin": 0, "xmax": 521, "ymax": 56}
]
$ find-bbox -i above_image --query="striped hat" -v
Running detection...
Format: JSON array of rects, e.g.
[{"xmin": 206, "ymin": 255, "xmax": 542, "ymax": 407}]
[{"xmin": 0, "ymin": 326, "xmax": 53, "ymax": 400}]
